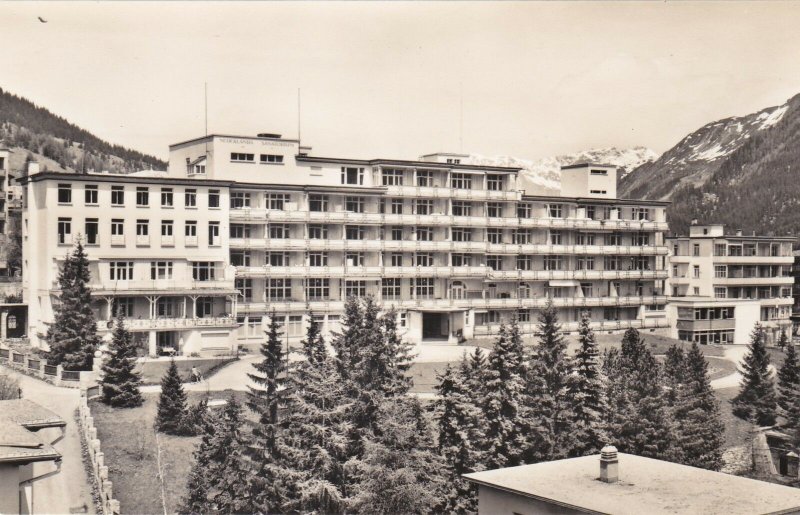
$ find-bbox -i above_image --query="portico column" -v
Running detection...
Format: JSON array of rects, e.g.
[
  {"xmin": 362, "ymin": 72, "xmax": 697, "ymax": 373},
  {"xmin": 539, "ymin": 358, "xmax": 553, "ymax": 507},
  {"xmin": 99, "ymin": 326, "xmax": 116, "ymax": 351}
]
[
  {"xmin": 1, "ymin": 311, "xmax": 7, "ymax": 340},
  {"xmin": 148, "ymin": 330, "xmax": 157, "ymax": 357}
]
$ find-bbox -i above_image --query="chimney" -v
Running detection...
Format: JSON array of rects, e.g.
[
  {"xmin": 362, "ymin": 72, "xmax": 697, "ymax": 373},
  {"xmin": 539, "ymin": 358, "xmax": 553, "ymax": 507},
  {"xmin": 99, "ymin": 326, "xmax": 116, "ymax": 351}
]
[
  {"xmin": 27, "ymin": 162, "xmax": 40, "ymax": 175},
  {"xmin": 736, "ymin": 229, "xmax": 743, "ymax": 236},
  {"xmin": 690, "ymin": 219, "xmax": 698, "ymax": 226},
  {"xmin": 600, "ymin": 445, "xmax": 619, "ymax": 483}
]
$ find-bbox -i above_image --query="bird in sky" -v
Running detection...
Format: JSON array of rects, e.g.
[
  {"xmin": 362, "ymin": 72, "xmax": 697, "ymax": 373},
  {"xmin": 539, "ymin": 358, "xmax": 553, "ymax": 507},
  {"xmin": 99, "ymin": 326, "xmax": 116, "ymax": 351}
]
[{"xmin": 38, "ymin": 17, "xmax": 47, "ymax": 23}]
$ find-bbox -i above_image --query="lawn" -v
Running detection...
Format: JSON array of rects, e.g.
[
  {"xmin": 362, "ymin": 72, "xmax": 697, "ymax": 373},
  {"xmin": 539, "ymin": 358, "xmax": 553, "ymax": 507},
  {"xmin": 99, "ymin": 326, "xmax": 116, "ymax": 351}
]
[
  {"xmin": 90, "ymin": 391, "xmax": 245, "ymax": 514},
  {"xmin": 137, "ymin": 356, "xmax": 238, "ymax": 385}
]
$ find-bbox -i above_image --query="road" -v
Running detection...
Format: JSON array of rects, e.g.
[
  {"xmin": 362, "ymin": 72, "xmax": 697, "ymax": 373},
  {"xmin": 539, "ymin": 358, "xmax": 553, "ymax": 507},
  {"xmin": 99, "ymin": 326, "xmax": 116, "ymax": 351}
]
[
  {"xmin": 6, "ymin": 367, "xmax": 96, "ymax": 514},
  {"xmin": 710, "ymin": 346, "xmax": 777, "ymax": 390}
]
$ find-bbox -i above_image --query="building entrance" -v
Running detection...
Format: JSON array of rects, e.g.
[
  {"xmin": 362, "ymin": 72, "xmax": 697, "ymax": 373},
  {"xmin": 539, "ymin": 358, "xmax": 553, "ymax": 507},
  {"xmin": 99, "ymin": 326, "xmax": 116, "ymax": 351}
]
[{"xmin": 422, "ymin": 312, "xmax": 449, "ymax": 340}]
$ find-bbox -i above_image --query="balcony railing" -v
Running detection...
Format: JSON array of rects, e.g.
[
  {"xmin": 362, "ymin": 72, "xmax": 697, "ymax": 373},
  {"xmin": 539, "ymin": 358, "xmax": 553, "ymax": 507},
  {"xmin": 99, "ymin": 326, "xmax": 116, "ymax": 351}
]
[
  {"xmin": 87, "ymin": 278, "xmax": 236, "ymax": 293},
  {"xmin": 96, "ymin": 316, "xmax": 237, "ymax": 332},
  {"xmin": 473, "ymin": 317, "xmax": 670, "ymax": 336}
]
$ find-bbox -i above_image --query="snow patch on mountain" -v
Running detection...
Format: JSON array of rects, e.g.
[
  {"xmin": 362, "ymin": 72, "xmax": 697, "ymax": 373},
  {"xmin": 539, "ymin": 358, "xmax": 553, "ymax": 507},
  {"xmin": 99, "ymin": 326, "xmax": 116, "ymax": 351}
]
[{"xmin": 758, "ymin": 104, "xmax": 788, "ymax": 129}]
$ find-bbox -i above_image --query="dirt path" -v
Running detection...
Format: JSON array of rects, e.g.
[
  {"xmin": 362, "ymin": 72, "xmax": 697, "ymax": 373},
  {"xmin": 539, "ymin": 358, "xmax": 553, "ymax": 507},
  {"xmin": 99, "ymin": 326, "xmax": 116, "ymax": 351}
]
[
  {"xmin": 710, "ymin": 346, "xmax": 777, "ymax": 390},
  {"xmin": 6, "ymin": 368, "xmax": 96, "ymax": 514}
]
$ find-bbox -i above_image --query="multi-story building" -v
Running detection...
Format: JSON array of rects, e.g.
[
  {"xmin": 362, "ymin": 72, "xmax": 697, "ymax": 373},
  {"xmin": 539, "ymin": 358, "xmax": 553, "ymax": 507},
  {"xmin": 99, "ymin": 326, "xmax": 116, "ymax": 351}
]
[
  {"xmin": 21, "ymin": 169, "xmax": 239, "ymax": 355},
  {"xmin": 20, "ymin": 132, "xmax": 671, "ymax": 355},
  {"xmin": 667, "ymin": 224, "xmax": 794, "ymax": 345}
]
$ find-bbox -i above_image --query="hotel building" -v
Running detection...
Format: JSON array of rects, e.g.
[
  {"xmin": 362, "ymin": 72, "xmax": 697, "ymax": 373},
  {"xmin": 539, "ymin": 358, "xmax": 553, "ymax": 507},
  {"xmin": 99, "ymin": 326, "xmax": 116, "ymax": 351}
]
[
  {"xmin": 666, "ymin": 224, "xmax": 794, "ymax": 345},
  {"xmin": 20, "ymin": 132, "xmax": 670, "ymax": 355}
]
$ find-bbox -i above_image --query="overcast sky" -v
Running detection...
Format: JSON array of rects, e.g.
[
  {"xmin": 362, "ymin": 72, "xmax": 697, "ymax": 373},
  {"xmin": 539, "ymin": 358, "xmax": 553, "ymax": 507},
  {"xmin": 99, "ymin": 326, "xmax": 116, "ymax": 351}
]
[{"xmin": 1, "ymin": 1, "xmax": 800, "ymax": 162}]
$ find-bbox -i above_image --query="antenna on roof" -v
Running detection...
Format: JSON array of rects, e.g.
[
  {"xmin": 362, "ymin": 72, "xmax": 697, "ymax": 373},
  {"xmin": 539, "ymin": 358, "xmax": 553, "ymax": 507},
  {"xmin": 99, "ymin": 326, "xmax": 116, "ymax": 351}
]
[
  {"xmin": 297, "ymin": 87, "xmax": 302, "ymax": 145},
  {"xmin": 459, "ymin": 82, "xmax": 463, "ymax": 154},
  {"xmin": 204, "ymin": 82, "xmax": 208, "ymax": 137}
]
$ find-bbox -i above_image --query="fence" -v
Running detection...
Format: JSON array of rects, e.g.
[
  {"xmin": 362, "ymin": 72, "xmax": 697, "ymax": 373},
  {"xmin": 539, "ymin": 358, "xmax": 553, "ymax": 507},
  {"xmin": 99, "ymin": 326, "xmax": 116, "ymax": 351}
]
[
  {"xmin": 78, "ymin": 391, "xmax": 121, "ymax": 514},
  {"xmin": 0, "ymin": 344, "xmax": 95, "ymax": 388}
]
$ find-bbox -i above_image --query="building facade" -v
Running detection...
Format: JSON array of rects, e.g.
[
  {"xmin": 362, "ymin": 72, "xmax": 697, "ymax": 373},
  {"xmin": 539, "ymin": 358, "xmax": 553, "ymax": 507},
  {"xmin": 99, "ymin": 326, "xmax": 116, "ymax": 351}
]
[
  {"xmin": 667, "ymin": 224, "xmax": 794, "ymax": 345},
  {"xmin": 21, "ymin": 133, "xmax": 671, "ymax": 355}
]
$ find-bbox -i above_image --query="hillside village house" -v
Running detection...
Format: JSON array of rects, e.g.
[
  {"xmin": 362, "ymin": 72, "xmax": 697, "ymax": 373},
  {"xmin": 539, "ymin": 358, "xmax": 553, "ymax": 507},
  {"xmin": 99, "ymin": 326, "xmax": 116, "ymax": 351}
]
[
  {"xmin": 666, "ymin": 224, "xmax": 794, "ymax": 345},
  {"xmin": 19, "ymin": 132, "xmax": 671, "ymax": 356}
]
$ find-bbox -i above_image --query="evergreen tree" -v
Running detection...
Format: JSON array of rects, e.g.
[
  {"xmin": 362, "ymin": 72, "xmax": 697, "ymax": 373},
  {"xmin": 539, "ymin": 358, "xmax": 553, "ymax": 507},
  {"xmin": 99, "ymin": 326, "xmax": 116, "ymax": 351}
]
[
  {"xmin": 525, "ymin": 303, "xmax": 576, "ymax": 462},
  {"xmin": 463, "ymin": 347, "xmax": 488, "ymax": 410},
  {"xmin": 566, "ymin": 311, "xmax": 605, "ymax": 457},
  {"xmin": 100, "ymin": 309, "xmax": 143, "ymax": 408},
  {"xmin": 732, "ymin": 323, "xmax": 777, "ymax": 426},
  {"xmin": 604, "ymin": 329, "xmax": 677, "ymax": 460},
  {"xmin": 434, "ymin": 364, "xmax": 479, "ymax": 513},
  {"xmin": 300, "ymin": 311, "xmax": 327, "ymax": 366},
  {"xmin": 481, "ymin": 322, "xmax": 526, "ymax": 469},
  {"xmin": 778, "ymin": 330, "xmax": 790, "ymax": 350},
  {"xmin": 777, "ymin": 343, "xmax": 800, "ymax": 445},
  {"xmin": 662, "ymin": 344, "xmax": 687, "ymax": 407},
  {"xmin": 180, "ymin": 407, "xmax": 217, "ymax": 514},
  {"xmin": 155, "ymin": 359, "xmax": 189, "ymax": 435},
  {"xmin": 673, "ymin": 343, "xmax": 725, "ymax": 470},
  {"xmin": 46, "ymin": 240, "xmax": 99, "ymax": 370}
]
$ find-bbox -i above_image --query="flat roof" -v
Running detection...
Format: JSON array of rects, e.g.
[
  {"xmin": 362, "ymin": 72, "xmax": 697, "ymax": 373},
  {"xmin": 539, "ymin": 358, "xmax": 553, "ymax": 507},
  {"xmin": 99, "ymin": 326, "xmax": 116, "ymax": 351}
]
[
  {"xmin": 296, "ymin": 155, "xmax": 522, "ymax": 173},
  {"xmin": 561, "ymin": 162, "xmax": 619, "ymax": 170},
  {"xmin": 521, "ymin": 193, "xmax": 670, "ymax": 207},
  {"xmin": 18, "ymin": 171, "xmax": 232, "ymax": 188},
  {"xmin": 464, "ymin": 453, "xmax": 800, "ymax": 515},
  {"xmin": 169, "ymin": 133, "xmax": 301, "ymax": 149},
  {"xmin": 668, "ymin": 235, "xmax": 796, "ymax": 242}
]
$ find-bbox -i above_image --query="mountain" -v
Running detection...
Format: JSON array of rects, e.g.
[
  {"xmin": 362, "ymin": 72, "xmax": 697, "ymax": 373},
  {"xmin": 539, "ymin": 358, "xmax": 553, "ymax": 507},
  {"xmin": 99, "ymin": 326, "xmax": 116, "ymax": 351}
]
[
  {"xmin": 466, "ymin": 146, "xmax": 657, "ymax": 194},
  {"xmin": 620, "ymin": 93, "xmax": 800, "ymax": 236},
  {"xmin": 0, "ymin": 87, "xmax": 165, "ymax": 174}
]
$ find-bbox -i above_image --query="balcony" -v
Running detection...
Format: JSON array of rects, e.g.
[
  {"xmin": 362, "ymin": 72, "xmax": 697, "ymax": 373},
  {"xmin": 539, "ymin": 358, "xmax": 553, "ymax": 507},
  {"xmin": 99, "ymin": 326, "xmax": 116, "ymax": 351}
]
[
  {"xmin": 88, "ymin": 278, "xmax": 236, "ymax": 295},
  {"xmin": 96, "ymin": 316, "xmax": 237, "ymax": 332},
  {"xmin": 384, "ymin": 185, "xmax": 520, "ymax": 201},
  {"xmin": 161, "ymin": 235, "xmax": 175, "ymax": 247},
  {"xmin": 185, "ymin": 235, "xmax": 198, "ymax": 247},
  {"xmin": 714, "ymin": 276, "xmax": 793, "ymax": 286},
  {"xmin": 136, "ymin": 235, "xmax": 150, "ymax": 246},
  {"xmin": 473, "ymin": 317, "xmax": 670, "ymax": 337},
  {"xmin": 110, "ymin": 234, "xmax": 125, "ymax": 246},
  {"xmin": 487, "ymin": 269, "xmax": 668, "ymax": 281},
  {"xmin": 714, "ymin": 255, "xmax": 794, "ymax": 264}
]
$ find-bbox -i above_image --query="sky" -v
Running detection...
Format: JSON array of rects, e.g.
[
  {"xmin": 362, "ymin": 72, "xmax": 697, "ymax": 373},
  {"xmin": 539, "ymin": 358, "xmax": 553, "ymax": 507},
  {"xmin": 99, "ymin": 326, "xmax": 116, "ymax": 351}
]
[{"xmin": 1, "ymin": 1, "xmax": 800, "ymax": 162}]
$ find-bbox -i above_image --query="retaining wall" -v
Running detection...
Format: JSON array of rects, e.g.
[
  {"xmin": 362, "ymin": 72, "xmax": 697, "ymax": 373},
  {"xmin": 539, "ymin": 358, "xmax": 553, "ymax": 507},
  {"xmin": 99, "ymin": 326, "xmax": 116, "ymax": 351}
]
[{"xmin": 78, "ymin": 391, "xmax": 121, "ymax": 515}]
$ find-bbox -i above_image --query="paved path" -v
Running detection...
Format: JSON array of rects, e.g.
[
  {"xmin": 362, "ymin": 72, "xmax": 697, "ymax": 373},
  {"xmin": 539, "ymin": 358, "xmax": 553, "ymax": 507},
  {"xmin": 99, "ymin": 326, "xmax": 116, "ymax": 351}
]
[
  {"xmin": 710, "ymin": 346, "xmax": 777, "ymax": 390},
  {"xmin": 4, "ymin": 367, "xmax": 96, "ymax": 514}
]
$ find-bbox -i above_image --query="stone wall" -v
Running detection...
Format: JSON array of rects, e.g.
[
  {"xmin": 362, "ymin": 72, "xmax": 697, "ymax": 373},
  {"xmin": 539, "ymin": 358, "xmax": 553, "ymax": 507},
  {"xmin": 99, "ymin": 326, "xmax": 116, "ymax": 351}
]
[{"xmin": 78, "ymin": 392, "xmax": 121, "ymax": 515}]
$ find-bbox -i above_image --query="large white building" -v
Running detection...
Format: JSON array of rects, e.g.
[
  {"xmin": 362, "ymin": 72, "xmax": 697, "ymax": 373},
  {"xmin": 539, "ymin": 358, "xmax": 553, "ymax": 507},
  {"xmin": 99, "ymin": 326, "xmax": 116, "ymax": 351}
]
[
  {"xmin": 666, "ymin": 224, "xmax": 794, "ymax": 345},
  {"xmin": 21, "ymin": 132, "xmax": 671, "ymax": 356}
]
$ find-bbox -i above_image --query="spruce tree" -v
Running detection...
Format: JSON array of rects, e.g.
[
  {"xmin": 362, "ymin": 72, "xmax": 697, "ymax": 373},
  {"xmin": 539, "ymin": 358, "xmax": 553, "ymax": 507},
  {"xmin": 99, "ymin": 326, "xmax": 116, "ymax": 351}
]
[
  {"xmin": 206, "ymin": 398, "xmax": 252, "ymax": 512},
  {"xmin": 100, "ymin": 309, "xmax": 143, "ymax": 408},
  {"xmin": 525, "ymin": 303, "xmax": 576, "ymax": 462},
  {"xmin": 481, "ymin": 322, "xmax": 526, "ymax": 469},
  {"xmin": 180, "ymin": 407, "xmax": 217, "ymax": 514},
  {"xmin": 778, "ymin": 330, "xmax": 790, "ymax": 350},
  {"xmin": 673, "ymin": 343, "xmax": 725, "ymax": 470},
  {"xmin": 155, "ymin": 359, "xmax": 189, "ymax": 434},
  {"xmin": 777, "ymin": 343, "xmax": 800, "ymax": 445},
  {"xmin": 46, "ymin": 240, "xmax": 100, "ymax": 370},
  {"xmin": 300, "ymin": 312, "xmax": 327, "ymax": 366},
  {"xmin": 732, "ymin": 323, "xmax": 777, "ymax": 426},
  {"xmin": 663, "ymin": 344, "xmax": 687, "ymax": 407},
  {"xmin": 566, "ymin": 311, "xmax": 605, "ymax": 457}
]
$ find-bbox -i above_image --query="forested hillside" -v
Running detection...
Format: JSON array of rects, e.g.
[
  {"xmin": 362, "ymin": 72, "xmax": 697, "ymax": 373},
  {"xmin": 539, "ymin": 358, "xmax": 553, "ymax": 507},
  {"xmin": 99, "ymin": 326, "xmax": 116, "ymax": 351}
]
[{"xmin": 0, "ymin": 87, "xmax": 165, "ymax": 174}]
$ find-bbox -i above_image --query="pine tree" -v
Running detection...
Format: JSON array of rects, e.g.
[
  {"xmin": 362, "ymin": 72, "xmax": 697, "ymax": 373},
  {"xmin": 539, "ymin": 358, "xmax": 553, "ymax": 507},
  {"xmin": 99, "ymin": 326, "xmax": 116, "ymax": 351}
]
[
  {"xmin": 481, "ymin": 322, "xmax": 526, "ymax": 469},
  {"xmin": 434, "ymin": 364, "xmax": 479, "ymax": 513},
  {"xmin": 604, "ymin": 328, "xmax": 677, "ymax": 460},
  {"xmin": 180, "ymin": 407, "xmax": 217, "ymax": 514},
  {"xmin": 46, "ymin": 240, "xmax": 100, "ymax": 370},
  {"xmin": 300, "ymin": 311, "xmax": 327, "ymax": 366},
  {"xmin": 673, "ymin": 343, "xmax": 725, "ymax": 470},
  {"xmin": 777, "ymin": 343, "xmax": 800, "ymax": 445},
  {"xmin": 155, "ymin": 359, "xmax": 189, "ymax": 435},
  {"xmin": 566, "ymin": 311, "xmax": 605, "ymax": 457},
  {"xmin": 100, "ymin": 309, "xmax": 143, "ymax": 408},
  {"xmin": 778, "ymin": 330, "xmax": 790, "ymax": 350},
  {"xmin": 662, "ymin": 344, "xmax": 687, "ymax": 407},
  {"xmin": 732, "ymin": 323, "xmax": 777, "ymax": 426},
  {"xmin": 525, "ymin": 303, "xmax": 576, "ymax": 462}
]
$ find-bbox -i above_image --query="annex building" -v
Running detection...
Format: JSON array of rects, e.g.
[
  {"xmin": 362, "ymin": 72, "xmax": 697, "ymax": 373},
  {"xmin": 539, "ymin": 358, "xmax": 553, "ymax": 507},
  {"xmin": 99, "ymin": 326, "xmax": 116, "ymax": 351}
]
[{"xmin": 20, "ymin": 133, "xmax": 670, "ymax": 355}]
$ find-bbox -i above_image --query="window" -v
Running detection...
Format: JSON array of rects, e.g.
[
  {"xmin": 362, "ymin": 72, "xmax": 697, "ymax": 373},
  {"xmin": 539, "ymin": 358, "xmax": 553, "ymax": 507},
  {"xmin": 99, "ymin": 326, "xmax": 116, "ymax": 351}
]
[
  {"xmin": 341, "ymin": 167, "xmax": 364, "ymax": 185},
  {"xmin": 632, "ymin": 208, "xmax": 650, "ymax": 220},
  {"xmin": 150, "ymin": 261, "xmax": 174, "ymax": 280},
  {"xmin": 136, "ymin": 219, "xmax": 149, "ymax": 236},
  {"xmin": 714, "ymin": 243, "xmax": 726, "ymax": 256},
  {"xmin": 208, "ymin": 221, "xmax": 220, "ymax": 245},
  {"xmin": 391, "ymin": 227, "xmax": 403, "ymax": 241},
  {"xmin": 605, "ymin": 256, "xmax": 622, "ymax": 270},
  {"xmin": 236, "ymin": 279, "xmax": 253, "ymax": 301},
  {"xmin": 185, "ymin": 189, "xmax": 196, "ymax": 207},
  {"xmin": 345, "ymin": 280, "xmax": 367, "ymax": 298},
  {"xmin": 451, "ymin": 173, "xmax": 472, "ymax": 189},
  {"xmin": 517, "ymin": 203, "xmax": 532, "ymax": 218},
  {"xmin": 267, "ymin": 193, "xmax": 289, "ymax": 210},
  {"xmin": 487, "ymin": 255, "xmax": 502, "ymax": 270},
  {"xmin": 109, "ymin": 261, "xmax": 134, "ymax": 280},
  {"xmin": 306, "ymin": 278, "xmax": 329, "ymax": 300},
  {"xmin": 266, "ymin": 278, "xmax": 290, "ymax": 299},
  {"xmin": 260, "ymin": 154, "xmax": 284, "ymax": 164},
  {"xmin": 136, "ymin": 187, "xmax": 149, "ymax": 207},
  {"xmin": 416, "ymin": 253, "xmax": 433, "ymax": 267},
  {"xmin": 487, "ymin": 228, "xmax": 503, "ymax": 244},
  {"xmin": 382, "ymin": 278, "xmax": 401, "ymax": 299},
  {"xmin": 208, "ymin": 190, "xmax": 220, "ymax": 208},
  {"xmin": 576, "ymin": 256, "xmax": 595, "ymax": 270},
  {"xmin": 634, "ymin": 232, "xmax": 650, "ymax": 246},
  {"xmin": 309, "ymin": 252, "xmax": 328, "ymax": 267},
  {"xmin": 382, "ymin": 169, "xmax": 404, "ymax": 186},
  {"xmin": 416, "ymin": 227, "xmax": 433, "ymax": 241},
  {"xmin": 693, "ymin": 287, "xmax": 700, "ymax": 296},
  {"xmin": 487, "ymin": 202, "xmax": 503, "ymax": 218},
  {"xmin": 161, "ymin": 188, "xmax": 173, "ymax": 207},
  {"xmin": 715, "ymin": 265, "xmax": 727, "ymax": 278},
  {"xmin": 231, "ymin": 152, "xmax": 255, "ymax": 162},
  {"xmin": 576, "ymin": 233, "xmax": 596, "ymax": 245},
  {"xmin": 693, "ymin": 265, "xmax": 700, "ymax": 278},
  {"xmin": 715, "ymin": 287, "xmax": 727, "ymax": 299},
  {"xmin": 111, "ymin": 219, "xmax": 124, "ymax": 236},
  {"xmin": 195, "ymin": 298, "xmax": 213, "ymax": 318},
  {"xmin": 414, "ymin": 199, "xmax": 433, "ymax": 215},
  {"xmin": 390, "ymin": 198, "xmax": 404, "ymax": 215},
  {"xmin": 516, "ymin": 256, "xmax": 532, "ymax": 270},
  {"xmin": 345, "ymin": 226, "xmax": 364, "ymax": 240},
  {"xmin": 85, "ymin": 219, "xmax": 98, "ymax": 245},
  {"xmin": 549, "ymin": 230, "xmax": 562, "ymax": 245},
  {"xmin": 416, "ymin": 170, "xmax": 433, "ymax": 187},
  {"xmin": 268, "ymin": 252, "xmax": 289, "ymax": 266},
  {"xmin": 345, "ymin": 252, "xmax": 365, "ymax": 267},
  {"xmin": 414, "ymin": 278, "xmax": 434, "ymax": 298},
  {"xmin": 590, "ymin": 189, "xmax": 607, "ymax": 195},
  {"xmin": 345, "ymin": 196, "xmax": 365, "ymax": 213},
  {"xmin": 231, "ymin": 192, "xmax": 252, "ymax": 209},
  {"xmin": 446, "ymin": 158, "xmax": 461, "ymax": 164},
  {"xmin": 57, "ymin": 184, "xmax": 72, "ymax": 204},
  {"xmin": 230, "ymin": 224, "xmax": 251, "ymax": 239},
  {"xmin": 185, "ymin": 221, "xmax": 197, "ymax": 238},
  {"xmin": 581, "ymin": 282, "xmax": 594, "ymax": 297},
  {"xmin": 583, "ymin": 205, "xmax": 597, "ymax": 220},
  {"xmin": 85, "ymin": 185, "xmax": 98, "ymax": 205},
  {"xmin": 607, "ymin": 233, "xmax": 622, "ymax": 246},
  {"xmin": 231, "ymin": 251, "xmax": 251, "ymax": 267},
  {"xmin": 193, "ymin": 164, "xmax": 206, "ymax": 175},
  {"xmin": 111, "ymin": 298, "xmax": 134, "ymax": 317},
  {"xmin": 111, "ymin": 186, "xmax": 124, "ymax": 206},
  {"xmin": 513, "ymin": 229, "xmax": 533, "ymax": 244},
  {"xmin": 308, "ymin": 225, "xmax": 328, "ymax": 239},
  {"xmin": 390, "ymin": 253, "xmax": 403, "ymax": 267},
  {"xmin": 590, "ymin": 169, "xmax": 608, "ymax": 176},
  {"xmin": 451, "ymin": 253, "xmax": 473, "ymax": 266},
  {"xmin": 548, "ymin": 204, "xmax": 563, "ymax": 218},
  {"xmin": 544, "ymin": 255, "xmax": 563, "ymax": 271},
  {"xmin": 192, "ymin": 262, "xmax": 216, "ymax": 281},
  {"xmin": 487, "ymin": 174, "xmax": 503, "ymax": 191},
  {"xmin": 693, "ymin": 243, "xmax": 700, "ymax": 257},
  {"xmin": 270, "ymin": 224, "xmax": 289, "ymax": 239},
  {"xmin": 161, "ymin": 220, "xmax": 174, "ymax": 237},
  {"xmin": 309, "ymin": 194, "xmax": 328, "ymax": 212},
  {"xmin": 452, "ymin": 227, "xmax": 471, "ymax": 242},
  {"xmin": 452, "ymin": 201, "xmax": 471, "ymax": 217}
]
